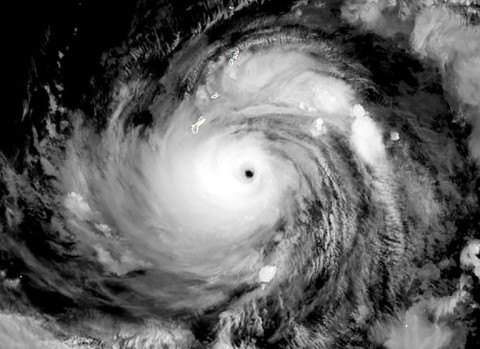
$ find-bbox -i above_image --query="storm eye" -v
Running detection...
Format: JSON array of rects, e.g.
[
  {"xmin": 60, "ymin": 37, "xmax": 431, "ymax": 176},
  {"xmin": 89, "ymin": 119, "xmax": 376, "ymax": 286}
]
[{"xmin": 244, "ymin": 169, "xmax": 254, "ymax": 179}]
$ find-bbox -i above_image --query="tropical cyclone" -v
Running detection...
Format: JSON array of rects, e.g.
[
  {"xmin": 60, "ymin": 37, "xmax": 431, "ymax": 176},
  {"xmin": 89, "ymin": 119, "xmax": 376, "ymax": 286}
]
[
  {"xmin": 1, "ymin": 1, "xmax": 479, "ymax": 348},
  {"xmin": 55, "ymin": 20, "xmax": 475, "ymax": 347}
]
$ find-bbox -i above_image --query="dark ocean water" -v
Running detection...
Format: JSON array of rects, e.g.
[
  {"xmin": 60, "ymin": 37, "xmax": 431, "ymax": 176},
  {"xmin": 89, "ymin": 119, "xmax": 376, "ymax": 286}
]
[{"xmin": 1, "ymin": 0, "xmax": 480, "ymax": 348}]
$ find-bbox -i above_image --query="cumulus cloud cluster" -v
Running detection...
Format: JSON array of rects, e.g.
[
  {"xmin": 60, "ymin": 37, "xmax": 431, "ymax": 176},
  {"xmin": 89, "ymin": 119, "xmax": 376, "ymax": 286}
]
[{"xmin": 341, "ymin": 0, "xmax": 480, "ymax": 162}]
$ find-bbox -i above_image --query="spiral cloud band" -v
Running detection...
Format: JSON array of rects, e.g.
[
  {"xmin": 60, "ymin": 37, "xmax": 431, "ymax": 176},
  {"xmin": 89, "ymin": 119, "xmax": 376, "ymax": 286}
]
[
  {"xmin": 59, "ymin": 26, "xmax": 413, "ymax": 335},
  {"xmin": 2, "ymin": 1, "xmax": 479, "ymax": 348}
]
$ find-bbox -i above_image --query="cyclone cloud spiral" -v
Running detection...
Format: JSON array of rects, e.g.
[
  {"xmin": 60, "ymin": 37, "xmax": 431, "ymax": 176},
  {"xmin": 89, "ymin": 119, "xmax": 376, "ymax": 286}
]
[{"xmin": 1, "ymin": 1, "xmax": 480, "ymax": 348}]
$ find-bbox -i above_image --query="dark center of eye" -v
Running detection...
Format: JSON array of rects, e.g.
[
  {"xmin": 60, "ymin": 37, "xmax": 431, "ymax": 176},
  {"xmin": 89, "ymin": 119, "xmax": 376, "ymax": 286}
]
[{"xmin": 244, "ymin": 169, "xmax": 254, "ymax": 178}]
